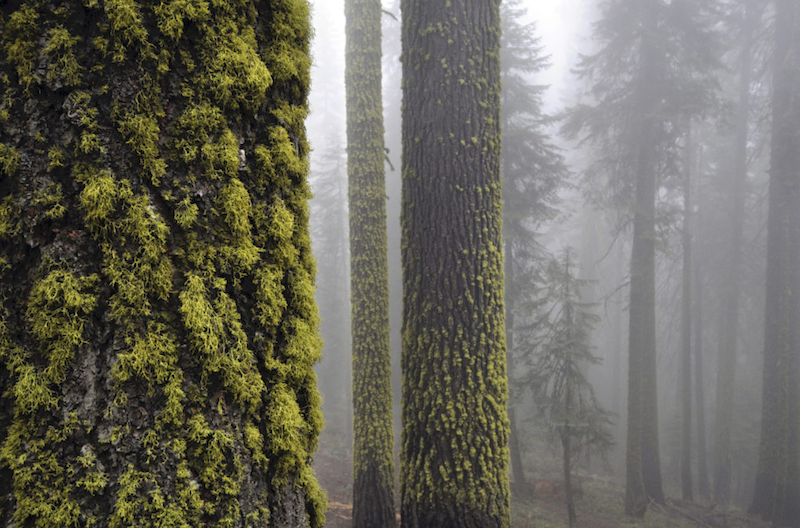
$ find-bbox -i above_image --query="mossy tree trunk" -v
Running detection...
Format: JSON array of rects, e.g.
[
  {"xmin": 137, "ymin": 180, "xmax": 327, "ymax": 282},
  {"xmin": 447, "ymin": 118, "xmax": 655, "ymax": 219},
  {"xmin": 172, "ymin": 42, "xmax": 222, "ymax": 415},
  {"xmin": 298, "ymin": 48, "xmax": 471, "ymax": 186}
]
[
  {"xmin": 0, "ymin": 1, "xmax": 326, "ymax": 526},
  {"xmin": 345, "ymin": 0, "xmax": 396, "ymax": 526},
  {"xmin": 750, "ymin": 0, "xmax": 800, "ymax": 524},
  {"xmin": 400, "ymin": 0, "xmax": 510, "ymax": 526}
]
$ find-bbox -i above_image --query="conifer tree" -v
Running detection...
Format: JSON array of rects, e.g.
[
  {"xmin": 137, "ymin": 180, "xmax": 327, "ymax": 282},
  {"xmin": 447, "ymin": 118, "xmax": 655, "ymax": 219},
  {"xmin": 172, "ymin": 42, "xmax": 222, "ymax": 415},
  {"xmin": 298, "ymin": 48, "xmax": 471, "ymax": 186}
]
[
  {"xmin": 530, "ymin": 249, "xmax": 613, "ymax": 528},
  {"xmin": 400, "ymin": 0, "xmax": 510, "ymax": 526},
  {"xmin": 750, "ymin": 0, "xmax": 800, "ymax": 524},
  {"xmin": 500, "ymin": 0, "xmax": 567, "ymax": 495},
  {"xmin": 565, "ymin": 0, "xmax": 721, "ymax": 515},
  {"xmin": 345, "ymin": 0, "xmax": 395, "ymax": 525},
  {"xmin": 310, "ymin": 134, "xmax": 351, "ymax": 443},
  {"xmin": 0, "ymin": 1, "xmax": 325, "ymax": 526}
]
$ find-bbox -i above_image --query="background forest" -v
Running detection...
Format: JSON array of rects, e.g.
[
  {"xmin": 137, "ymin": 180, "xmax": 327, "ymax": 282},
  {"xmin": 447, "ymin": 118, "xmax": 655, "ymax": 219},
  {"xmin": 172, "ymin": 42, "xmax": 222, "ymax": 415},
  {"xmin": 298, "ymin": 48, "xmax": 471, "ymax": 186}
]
[{"xmin": 306, "ymin": 0, "xmax": 797, "ymax": 526}]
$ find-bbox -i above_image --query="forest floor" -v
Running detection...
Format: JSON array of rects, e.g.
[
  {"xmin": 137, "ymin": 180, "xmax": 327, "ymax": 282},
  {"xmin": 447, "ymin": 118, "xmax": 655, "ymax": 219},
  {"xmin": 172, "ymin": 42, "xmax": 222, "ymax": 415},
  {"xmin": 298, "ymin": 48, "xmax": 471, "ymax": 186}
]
[{"xmin": 312, "ymin": 433, "xmax": 770, "ymax": 528}]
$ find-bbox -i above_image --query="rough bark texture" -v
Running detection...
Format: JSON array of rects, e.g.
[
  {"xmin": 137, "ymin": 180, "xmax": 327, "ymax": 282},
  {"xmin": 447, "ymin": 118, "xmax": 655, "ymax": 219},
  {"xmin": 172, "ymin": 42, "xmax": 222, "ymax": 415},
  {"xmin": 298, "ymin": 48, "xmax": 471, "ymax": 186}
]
[
  {"xmin": 713, "ymin": 1, "xmax": 752, "ymax": 503},
  {"xmin": 625, "ymin": 0, "xmax": 663, "ymax": 515},
  {"xmin": 344, "ymin": 0, "xmax": 396, "ymax": 526},
  {"xmin": 0, "ymin": 1, "xmax": 325, "ymax": 526},
  {"xmin": 400, "ymin": 0, "xmax": 510, "ymax": 526},
  {"xmin": 750, "ymin": 0, "xmax": 800, "ymax": 524}
]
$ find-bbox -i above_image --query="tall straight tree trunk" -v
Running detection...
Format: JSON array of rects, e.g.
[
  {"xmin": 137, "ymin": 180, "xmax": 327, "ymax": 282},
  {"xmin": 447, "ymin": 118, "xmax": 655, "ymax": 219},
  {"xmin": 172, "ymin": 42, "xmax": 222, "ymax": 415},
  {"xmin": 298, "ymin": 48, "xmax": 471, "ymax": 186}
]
[
  {"xmin": 505, "ymin": 245, "xmax": 527, "ymax": 495},
  {"xmin": 400, "ymin": 0, "xmax": 510, "ymax": 526},
  {"xmin": 0, "ymin": 1, "xmax": 325, "ymax": 526},
  {"xmin": 694, "ymin": 227, "xmax": 711, "ymax": 501},
  {"xmin": 750, "ymin": 0, "xmax": 800, "ymax": 524},
  {"xmin": 626, "ymin": 0, "xmax": 664, "ymax": 514},
  {"xmin": 345, "ymin": 0, "xmax": 396, "ymax": 526},
  {"xmin": 680, "ymin": 121, "xmax": 694, "ymax": 502},
  {"xmin": 714, "ymin": 0, "xmax": 753, "ymax": 503}
]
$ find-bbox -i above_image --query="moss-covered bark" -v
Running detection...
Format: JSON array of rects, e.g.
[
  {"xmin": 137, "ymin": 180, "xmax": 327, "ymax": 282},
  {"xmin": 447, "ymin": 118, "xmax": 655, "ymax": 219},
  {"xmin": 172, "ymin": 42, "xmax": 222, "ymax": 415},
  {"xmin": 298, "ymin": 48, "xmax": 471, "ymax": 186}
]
[
  {"xmin": 0, "ymin": 1, "xmax": 325, "ymax": 526},
  {"xmin": 344, "ymin": 0, "xmax": 395, "ymax": 526},
  {"xmin": 400, "ymin": 0, "xmax": 510, "ymax": 526}
]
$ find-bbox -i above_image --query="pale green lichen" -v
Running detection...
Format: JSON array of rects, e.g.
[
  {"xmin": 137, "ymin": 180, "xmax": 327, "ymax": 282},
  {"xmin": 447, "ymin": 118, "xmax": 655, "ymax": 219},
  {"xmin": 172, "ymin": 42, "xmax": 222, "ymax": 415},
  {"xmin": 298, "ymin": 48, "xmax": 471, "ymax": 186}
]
[
  {"xmin": 43, "ymin": 26, "xmax": 84, "ymax": 86},
  {"xmin": 0, "ymin": 144, "xmax": 20, "ymax": 176}
]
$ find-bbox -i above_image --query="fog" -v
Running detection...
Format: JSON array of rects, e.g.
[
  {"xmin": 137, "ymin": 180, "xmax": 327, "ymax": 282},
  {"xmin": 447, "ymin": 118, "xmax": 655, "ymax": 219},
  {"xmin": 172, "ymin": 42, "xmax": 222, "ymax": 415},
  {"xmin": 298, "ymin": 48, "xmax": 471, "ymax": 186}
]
[{"xmin": 303, "ymin": 1, "xmax": 796, "ymax": 526}]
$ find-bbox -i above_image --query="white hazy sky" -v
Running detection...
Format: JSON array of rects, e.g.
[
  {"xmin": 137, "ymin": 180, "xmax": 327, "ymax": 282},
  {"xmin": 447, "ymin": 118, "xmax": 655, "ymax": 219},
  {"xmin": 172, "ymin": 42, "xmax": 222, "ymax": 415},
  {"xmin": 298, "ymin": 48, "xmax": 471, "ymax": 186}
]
[{"xmin": 305, "ymin": 0, "xmax": 592, "ymax": 134}]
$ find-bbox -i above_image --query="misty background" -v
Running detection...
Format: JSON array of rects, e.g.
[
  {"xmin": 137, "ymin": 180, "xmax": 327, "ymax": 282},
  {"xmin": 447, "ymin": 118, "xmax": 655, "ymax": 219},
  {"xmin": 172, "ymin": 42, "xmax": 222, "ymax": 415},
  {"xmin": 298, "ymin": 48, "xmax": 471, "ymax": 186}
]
[{"xmin": 304, "ymin": 0, "xmax": 772, "ymax": 516}]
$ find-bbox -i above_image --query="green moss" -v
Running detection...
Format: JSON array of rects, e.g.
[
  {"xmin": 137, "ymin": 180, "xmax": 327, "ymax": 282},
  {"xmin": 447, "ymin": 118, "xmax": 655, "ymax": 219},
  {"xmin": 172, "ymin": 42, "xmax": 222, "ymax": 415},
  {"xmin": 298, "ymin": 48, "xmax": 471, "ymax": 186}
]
[
  {"xmin": 26, "ymin": 268, "xmax": 99, "ymax": 386},
  {"xmin": 116, "ymin": 112, "xmax": 167, "ymax": 184},
  {"xmin": 43, "ymin": 26, "xmax": 84, "ymax": 87},
  {"xmin": 1, "ymin": 0, "xmax": 324, "ymax": 524},
  {"xmin": 202, "ymin": 128, "xmax": 240, "ymax": 179},
  {"xmin": 264, "ymin": 383, "xmax": 305, "ymax": 481},
  {"xmin": 3, "ymin": 3, "xmax": 40, "ymax": 91},
  {"xmin": 253, "ymin": 265, "xmax": 286, "ymax": 328},
  {"xmin": 155, "ymin": 0, "xmax": 212, "ymax": 42},
  {"xmin": 200, "ymin": 23, "xmax": 271, "ymax": 111},
  {"xmin": 103, "ymin": 0, "xmax": 153, "ymax": 63},
  {"xmin": 175, "ymin": 196, "xmax": 199, "ymax": 228},
  {"xmin": 0, "ymin": 415, "xmax": 97, "ymax": 528},
  {"xmin": 31, "ymin": 182, "xmax": 67, "ymax": 220},
  {"xmin": 262, "ymin": 0, "xmax": 312, "ymax": 88},
  {"xmin": 0, "ymin": 196, "xmax": 21, "ymax": 240},
  {"xmin": 0, "ymin": 144, "xmax": 20, "ymax": 176},
  {"xmin": 47, "ymin": 146, "xmax": 67, "ymax": 171},
  {"xmin": 243, "ymin": 421, "xmax": 269, "ymax": 470},
  {"xmin": 178, "ymin": 274, "xmax": 264, "ymax": 409}
]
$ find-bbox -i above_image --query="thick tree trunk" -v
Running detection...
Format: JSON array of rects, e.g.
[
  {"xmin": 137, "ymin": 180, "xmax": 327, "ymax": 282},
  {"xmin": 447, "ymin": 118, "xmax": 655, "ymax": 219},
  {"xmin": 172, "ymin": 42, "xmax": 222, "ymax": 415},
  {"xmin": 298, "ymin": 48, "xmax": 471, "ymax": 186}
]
[
  {"xmin": 681, "ymin": 121, "xmax": 694, "ymax": 502},
  {"xmin": 0, "ymin": 1, "xmax": 325, "ymax": 527},
  {"xmin": 626, "ymin": 0, "xmax": 664, "ymax": 514},
  {"xmin": 345, "ymin": 0, "xmax": 396, "ymax": 526},
  {"xmin": 750, "ymin": 1, "xmax": 800, "ymax": 523},
  {"xmin": 400, "ymin": 0, "xmax": 510, "ymax": 526},
  {"xmin": 714, "ymin": 1, "xmax": 752, "ymax": 503}
]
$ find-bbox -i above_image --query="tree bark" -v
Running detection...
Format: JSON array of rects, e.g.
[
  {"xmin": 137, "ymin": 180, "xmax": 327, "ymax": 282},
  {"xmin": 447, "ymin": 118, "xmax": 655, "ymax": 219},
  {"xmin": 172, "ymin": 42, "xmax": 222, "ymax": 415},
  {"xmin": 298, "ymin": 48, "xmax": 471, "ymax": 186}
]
[
  {"xmin": 694, "ymin": 224, "xmax": 711, "ymax": 501},
  {"xmin": 400, "ymin": 0, "xmax": 510, "ymax": 525},
  {"xmin": 714, "ymin": 0, "xmax": 753, "ymax": 503},
  {"xmin": 0, "ymin": 1, "xmax": 325, "ymax": 526},
  {"xmin": 681, "ymin": 121, "xmax": 694, "ymax": 502},
  {"xmin": 346, "ymin": 0, "xmax": 396, "ymax": 525},
  {"xmin": 626, "ymin": 0, "xmax": 664, "ymax": 514},
  {"xmin": 750, "ymin": 0, "xmax": 800, "ymax": 524},
  {"xmin": 562, "ymin": 428, "xmax": 577, "ymax": 528},
  {"xmin": 505, "ymin": 247, "xmax": 527, "ymax": 496}
]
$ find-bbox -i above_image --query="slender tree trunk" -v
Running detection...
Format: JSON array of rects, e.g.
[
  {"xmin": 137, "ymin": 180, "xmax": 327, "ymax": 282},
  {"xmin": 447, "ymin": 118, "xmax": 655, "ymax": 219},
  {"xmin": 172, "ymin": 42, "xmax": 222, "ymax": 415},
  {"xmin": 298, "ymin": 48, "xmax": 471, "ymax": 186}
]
[
  {"xmin": 509, "ymin": 407, "xmax": 527, "ymax": 496},
  {"xmin": 750, "ymin": 1, "xmax": 800, "ymax": 523},
  {"xmin": 714, "ymin": 0, "xmax": 753, "ymax": 503},
  {"xmin": 694, "ymin": 225, "xmax": 711, "ymax": 501},
  {"xmin": 0, "ymin": 1, "xmax": 325, "ymax": 526},
  {"xmin": 681, "ymin": 121, "xmax": 694, "ymax": 502},
  {"xmin": 346, "ymin": 0, "xmax": 396, "ymax": 525},
  {"xmin": 562, "ymin": 428, "xmax": 577, "ymax": 528},
  {"xmin": 400, "ymin": 0, "xmax": 510, "ymax": 526},
  {"xmin": 505, "ymin": 245, "xmax": 527, "ymax": 495}
]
